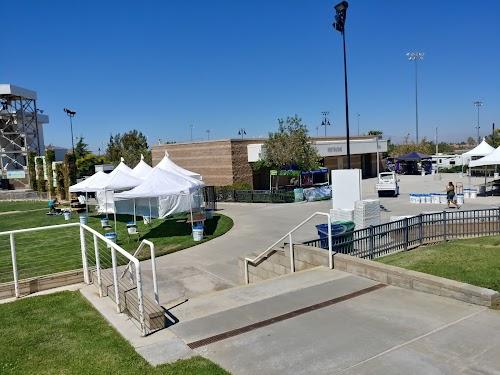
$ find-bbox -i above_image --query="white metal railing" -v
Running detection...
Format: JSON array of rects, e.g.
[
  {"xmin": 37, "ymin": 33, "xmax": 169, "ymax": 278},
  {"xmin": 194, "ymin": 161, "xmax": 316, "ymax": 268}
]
[
  {"xmin": 244, "ymin": 212, "xmax": 332, "ymax": 284},
  {"xmin": 120, "ymin": 239, "xmax": 159, "ymax": 305},
  {"xmin": 0, "ymin": 222, "xmax": 150, "ymax": 337}
]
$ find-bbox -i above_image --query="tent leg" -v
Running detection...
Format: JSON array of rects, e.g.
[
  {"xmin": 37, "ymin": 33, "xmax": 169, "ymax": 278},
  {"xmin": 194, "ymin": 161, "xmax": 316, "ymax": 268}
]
[
  {"xmin": 86, "ymin": 192, "xmax": 88, "ymax": 216},
  {"xmin": 133, "ymin": 199, "xmax": 136, "ymax": 225},
  {"xmin": 114, "ymin": 204, "xmax": 117, "ymax": 235},
  {"xmin": 149, "ymin": 198, "xmax": 152, "ymax": 224}
]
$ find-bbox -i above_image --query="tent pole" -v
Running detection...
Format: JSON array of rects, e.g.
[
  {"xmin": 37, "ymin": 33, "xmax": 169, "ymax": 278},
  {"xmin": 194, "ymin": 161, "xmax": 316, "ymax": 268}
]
[
  {"xmin": 114, "ymin": 200, "xmax": 117, "ymax": 234},
  {"xmin": 485, "ymin": 166, "xmax": 487, "ymax": 196},
  {"xmin": 85, "ymin": 192, "xmax": 88, "ymax": 216},
  {"xmin": 149, "ymin": 198, "xmax": 152, "ymax": 224},
  {"xmin": 189, "ymin": 195, "xmax": 194, "ymax": 230},
  {"xmin": 133, "ymin": 199, "xmax": 136, "ymax": 225}
]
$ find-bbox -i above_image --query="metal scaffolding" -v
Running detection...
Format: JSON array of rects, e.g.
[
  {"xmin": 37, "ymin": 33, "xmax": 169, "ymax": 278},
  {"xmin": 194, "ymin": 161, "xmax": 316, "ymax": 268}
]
[{"xmin": 0, "ymin": 84, "xmax": 48, "ymax": 184}]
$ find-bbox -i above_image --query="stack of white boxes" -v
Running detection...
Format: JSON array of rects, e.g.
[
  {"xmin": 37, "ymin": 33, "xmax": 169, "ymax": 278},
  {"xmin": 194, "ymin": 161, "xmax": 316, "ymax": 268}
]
[
  {"xmin": 354, "ymin": 199, "xmax": 381, "ymax": 229},
  {"xmin": 330, "ymin": 208, "xmax": 354, "ymax": 222}
]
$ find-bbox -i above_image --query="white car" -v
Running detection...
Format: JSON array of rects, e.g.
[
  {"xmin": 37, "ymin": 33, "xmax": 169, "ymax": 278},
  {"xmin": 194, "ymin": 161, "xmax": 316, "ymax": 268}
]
[{"xmin": 375, "ymin": 172, "xmax": 400, "ymax": 197}]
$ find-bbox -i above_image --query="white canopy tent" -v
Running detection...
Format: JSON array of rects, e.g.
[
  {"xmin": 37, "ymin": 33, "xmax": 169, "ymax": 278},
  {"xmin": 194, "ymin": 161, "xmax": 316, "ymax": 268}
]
[
  {"xmin": 69, "ymin": 171, "xmax": 108, "ymax": 193},
  {"xmin": 114, "ymin": 167, "xmax": 203, "ymax": 220},
  {"xmin": 94, "ymin": 168, "xmax": 143, "ymax": 214},
  {"xmin": 156, "ymin": 151, "xmax": 202, "ymax": 181},
  {"xmin": 469, "ymin": 146, "xmax": 500, "ymax": 167},
  {"xmin": 131, "ymin": 155, "xmax": 152, "ymax": 180},
  {"xmin": 462, "ymin": 139, "xmax": 494, "ymax": 160}
]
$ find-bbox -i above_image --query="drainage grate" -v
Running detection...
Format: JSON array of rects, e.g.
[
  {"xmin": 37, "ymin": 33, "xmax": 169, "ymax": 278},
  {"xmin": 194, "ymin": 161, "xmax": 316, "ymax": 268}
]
[{"xmin": 187, "ymin": 283, "xmax": 387, "ymax": 349}]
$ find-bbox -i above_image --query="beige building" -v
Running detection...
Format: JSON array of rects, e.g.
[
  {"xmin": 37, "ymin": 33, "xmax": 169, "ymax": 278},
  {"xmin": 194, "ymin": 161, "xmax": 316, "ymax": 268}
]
[{"xmin": 152, "ymin": 136, "xmax": 388, "ymax": 189}]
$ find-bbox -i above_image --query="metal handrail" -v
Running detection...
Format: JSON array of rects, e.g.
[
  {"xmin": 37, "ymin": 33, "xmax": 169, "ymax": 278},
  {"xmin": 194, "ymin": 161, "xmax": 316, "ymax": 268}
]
[
  {"xmin": 119, "ymin": 239, "xmax": 159, "ymax": 304},
  {"xmin": 244, "ymin": 211, "xmax": 332, "ymax": 284},
  {"xmin": 0, "ymin": 222, "xmax": 80, "ymax": 236}
]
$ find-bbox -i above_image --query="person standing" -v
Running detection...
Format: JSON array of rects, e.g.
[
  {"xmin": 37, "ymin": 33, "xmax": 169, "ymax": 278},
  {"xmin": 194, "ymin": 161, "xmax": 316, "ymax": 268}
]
[{"xmin": 446, "ymin": 181, "xmax": 456, "ymax": 208}]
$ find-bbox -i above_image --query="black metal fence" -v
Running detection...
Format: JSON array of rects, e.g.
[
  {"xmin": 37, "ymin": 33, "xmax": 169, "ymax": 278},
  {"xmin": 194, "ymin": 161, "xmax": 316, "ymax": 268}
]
[
  {"xmin": 303, "ymin": 207, "xmax": 500, "ymax": 259},
  {"xmin": 216, "ymin": 189, "xmax": 295, "ymax": 203},
  {"xmin": 203, "ymin": 186, "xmax": 217, "ymax": 211}
]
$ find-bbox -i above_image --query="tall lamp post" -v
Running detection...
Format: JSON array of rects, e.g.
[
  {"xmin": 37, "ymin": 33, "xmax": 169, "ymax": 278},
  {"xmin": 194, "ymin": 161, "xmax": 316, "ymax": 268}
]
[
  {"xmin": 63, "ymin": 108, "xmax": 76, "ymax": 154},
  {"xmin": 333, "ymin": 1, "xmax": 351, "ymax": 168},
  {"xmin": 473, "ymin": 100, "xmax": 483, "ymax": 144},
  {"xmin": 320, "ymin": 111, "xmax": 331, "ymax": 137},
  {"xmin": 406, "ymin": 52, "xmax": 424, "ymax": 144}
]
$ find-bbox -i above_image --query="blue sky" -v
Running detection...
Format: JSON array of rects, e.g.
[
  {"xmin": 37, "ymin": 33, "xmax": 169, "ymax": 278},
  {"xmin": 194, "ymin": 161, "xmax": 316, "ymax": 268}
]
[{"xmin": 2, "ymin": 0, "xmax": 499, "ymax": 151}]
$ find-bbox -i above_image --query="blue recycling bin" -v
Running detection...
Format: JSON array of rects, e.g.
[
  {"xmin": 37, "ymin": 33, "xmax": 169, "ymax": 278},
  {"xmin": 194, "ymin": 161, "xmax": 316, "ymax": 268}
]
[{"xmin": 315, "ymin": 221, "xmax": 355, "ymax": 253}]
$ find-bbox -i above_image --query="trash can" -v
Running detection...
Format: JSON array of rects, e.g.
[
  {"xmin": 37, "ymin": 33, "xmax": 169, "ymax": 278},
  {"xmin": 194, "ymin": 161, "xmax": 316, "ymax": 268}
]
[
  {"xmin": 293, "ymin": 188, "xmax": 304, "ymax": 202},
  {"xmin": 63, "ymin": 211, "xmax": 71, "ymax": 221},
  {"xmin": 79, "ymin": 215, "xmax": 88, "ymax": 225},
  {"xmin": 127, "ymin": 221, "xmax": 137, "ymax": 234},
  {"xmin": 315, "ymin": 221, "xmax": 355, "ymax": 253},
  {"xmin": 143, "ymin": 216, "xmax": 151, "ymax": 224},
  {"xmin": 105, "ymin": 232, "xmax": 117, "ymax": 248},
  {"xmin": 100, "ymin": 217, "xmax": 109, "ymax": 227},
  {"xmin": 192, "ymin": 227, "xmax": 203, "ymax": 241}
]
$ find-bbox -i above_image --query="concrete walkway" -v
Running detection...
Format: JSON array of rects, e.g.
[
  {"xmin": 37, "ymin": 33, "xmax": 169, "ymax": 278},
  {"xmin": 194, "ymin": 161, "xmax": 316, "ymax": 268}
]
[{"xmin": 139, "ymin": 173, "xmax": 500, "ymax": 306}]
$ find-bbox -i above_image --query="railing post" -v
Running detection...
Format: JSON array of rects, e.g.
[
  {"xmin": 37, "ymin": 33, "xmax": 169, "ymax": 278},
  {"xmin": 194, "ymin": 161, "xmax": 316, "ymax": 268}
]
[
  {"xmin": 134, "ymin": 261, "xmax": 147, "ymax": 337},
  {"xmin": 327, "ymin": 214, "xmax": 333, "ymax": 269},
  {"xmin": 244, "ymin": 259, "xmax": 249, "ymax": 284},
  {"xmin": 404, "ymin": 218, "xmax": 409, "ymax": 251},
  {"xmin": 79, "ymin": 225, "xmax": 90, "ymax": 284},
  {"xmin": 289, "ymin": 233, "xmax": 295, "ymax": 273},
  {"xmin": 110, "ymin": 247, "xmax": 121, "ymax": 313},
  {"xmin": 418, "ymin": 214, "xmax": 424, "ymax": 245},
  {"xmin": 93, "ymin": 234, "xmax": 103, "ymax": 297},
  {"xmin": 149, "ymin": 243, "xmax": 159, "ymax": 305},
  {"xmin": 368, "ymin": 225, "xmax": 375, "ymax": 259},
  {"xmin": 9, "ymin": 233, "xmax": 19, "ymax": 298},
  {"xmin": 443, "ymin": 210, "xmax": 447, "ymax": 241}
]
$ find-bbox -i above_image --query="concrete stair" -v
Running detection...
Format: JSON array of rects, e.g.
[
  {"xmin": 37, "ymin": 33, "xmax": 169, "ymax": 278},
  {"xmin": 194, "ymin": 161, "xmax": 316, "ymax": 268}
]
[
  {"xmin": 91, "ymin": 268, "xmax": 166, "ymax": 333},
  {"xmin": 167, "ymin": 267, "xmax": 379, "ymax": 344}
]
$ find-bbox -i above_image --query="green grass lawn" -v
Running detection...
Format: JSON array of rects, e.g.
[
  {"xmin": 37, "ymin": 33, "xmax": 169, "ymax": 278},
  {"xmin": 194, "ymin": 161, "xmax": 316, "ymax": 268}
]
[
  {"xmin": 0, "ymin": 291, "xmax": 229, "ymax": 374},
  {"xmin": 378, "ymin": 236, "xmax": 500, "ymax": 291},
  {"xmin": 0, "ymin": 201, "xmax": 233, "ymax": 283},
  {"xmin": 0, "ymin": 200, "xmax": 47, "ymax": 213}
]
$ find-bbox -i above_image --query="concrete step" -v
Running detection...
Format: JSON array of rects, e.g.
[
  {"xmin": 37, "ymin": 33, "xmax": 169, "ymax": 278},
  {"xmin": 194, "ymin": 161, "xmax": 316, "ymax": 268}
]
[
  {"xmin": 168, "ymin": 267, "xmax": 379, "ymax": 344},
  {"xmin": 91, "ymin": 268, "xmax": 166, "ymax": 333}
]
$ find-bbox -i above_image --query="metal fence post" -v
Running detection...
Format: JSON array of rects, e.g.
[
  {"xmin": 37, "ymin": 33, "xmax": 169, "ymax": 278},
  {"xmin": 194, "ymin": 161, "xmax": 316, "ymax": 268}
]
[
  {"xmin": 404, "ymin": 218, "xmax": 409, "ymax": 251},
  {"xmin": 289, "ymin": 233, "xmax": 295, "ymax": 273},
  {"xmin": 418, "ymin": 214, "xmax": 424, "ymax": 245},
  {"xmin": 9, "ymin": 233, "xmax": 19, "ymax": 298},
  {"xmin": 134, "ymin": 261, "xmax": 147, "ymax": 336},
  {"xmin": 110, "ymin": 247, "xmax": 121, "ymax": 313},
  {"xmin": 443, "ymin": 211, "xmax": 447, "ymax": 241},
  {"xmin": 79, "ymin": 225, "xmax": 90, "ymax": 284},
  {"xmin": 93, "ymin": 234, "xmax": 103, "ymax": 297},
  {"xmin": 368, "ymin": 225, "xmax": 375, "ymax": 259}
]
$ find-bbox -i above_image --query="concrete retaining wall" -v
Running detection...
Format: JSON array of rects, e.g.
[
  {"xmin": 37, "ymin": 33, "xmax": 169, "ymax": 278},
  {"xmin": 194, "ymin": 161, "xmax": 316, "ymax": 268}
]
[
  {"xmin": 241, "ymin": 244, "xmax": 500, "ymax": 308},
  {"xmin": 332, "ymin": 252, "xmax": 500, "ymax": 308},
  {"xmin": 0, "ymin": 269, "xmax": 84, "ymax": 299}
]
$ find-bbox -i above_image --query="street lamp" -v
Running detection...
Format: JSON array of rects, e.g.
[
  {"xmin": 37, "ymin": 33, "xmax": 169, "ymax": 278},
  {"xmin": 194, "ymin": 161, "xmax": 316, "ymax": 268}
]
[
  {"xmin": 406, "ymin": 52, "xmax": 424, "ymax": 144},
  {"xmin": 320, "ymin": 111, "xmax": 331, "ymax": 137},
  {"xmin": 63, "ymin": 108, "xmax": 76, "ymax": 154},
  {"xmin": 238, "ymin": 128, "xmax": 246, "ymax": 139},
  {"xmin": 333, "ymin": 0, "xmax": 351, "ymax": 168},
  {"xmin": 473, "ymin": 100, "xmax": 484, "ymax": 144}
]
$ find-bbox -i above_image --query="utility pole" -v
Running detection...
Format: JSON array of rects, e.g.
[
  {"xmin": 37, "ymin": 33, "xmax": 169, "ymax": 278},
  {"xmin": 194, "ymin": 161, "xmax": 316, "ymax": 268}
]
[
  {"xmin": 189, "ymin": 124, "xmax": 194, "ymax": 141},
  {"xmin": 320, "ymin": 111, "xmax": 331, "ymax": 137},
  {"xmin": 473, "ymin": 100, "xmax": 483, "ymax": 144},
  {"xmin": 406, "ymin": 52, "xmax": 424, "ymax": 144},
  {"xmin": 206, "ymin": 129, "xmax": 210, "ymax": 140},
  {"xmin": 435, "ymin": 127, "xmax": 438, "ymax": 155}
]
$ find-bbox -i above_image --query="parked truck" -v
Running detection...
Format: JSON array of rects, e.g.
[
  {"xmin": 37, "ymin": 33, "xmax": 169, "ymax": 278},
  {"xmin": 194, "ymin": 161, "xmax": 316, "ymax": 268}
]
[{"xmin": 375, "ymin": 172, "xmax": 399, "ymax": 197}]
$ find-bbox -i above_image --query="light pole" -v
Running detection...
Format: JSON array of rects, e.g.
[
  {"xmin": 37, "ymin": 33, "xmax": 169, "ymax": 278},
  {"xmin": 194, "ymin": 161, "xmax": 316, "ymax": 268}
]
[
  {"xmin": 473, "ymin": 100, "xmax": 483, "ymax": 144},
  {"xmin": 406, "ymin": 52, "xmax": 424, "ymax": 144},
  {"xmin": 333, "ymin": 1, "xmax": 351, "ymax": 168},
  {"xmin": 357, "ymin": 113, "xmax": 360, "ymax": 135},
  {"xmin": 238, "ymin": 128, "xmax": 246, "ymax": 139},
  {"xmin": 206, "ymin": 129, "xmax": 211, "ymax": 140},
  {"xmin": 63, "ymin": 108, "xmax": 76, "ymax": 154},
  {"xmin": 435, "ymin": 126, "xmax": 438, "ymax": 155},
  {"xmin": 320, "ymin": 111, "xmax": 331, "ymax": 137}
]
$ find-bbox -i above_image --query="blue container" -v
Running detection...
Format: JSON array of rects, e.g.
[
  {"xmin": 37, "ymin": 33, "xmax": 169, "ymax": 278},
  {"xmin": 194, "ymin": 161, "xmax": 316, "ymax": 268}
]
[
  {"xmin": 105, "ymin": 232, "xmax": 117, "ymax": 246},
  {"xmin": 193, "ymin": 222, "xmax": 204, "ymax": 229},
  {"xmin": 315, "ymin": 221, "xmax": 355, "ymax": 251}
]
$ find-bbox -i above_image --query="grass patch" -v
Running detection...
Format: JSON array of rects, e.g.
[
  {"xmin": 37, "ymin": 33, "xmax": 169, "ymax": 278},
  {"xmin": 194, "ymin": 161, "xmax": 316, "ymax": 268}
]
[
  {"xmin": 378, "ymin": 236, "xmax": 500, "ymax": 291},
  {"xmin": 0, "ymin": 291, "xmax": 229, "ymax": 374},
  {"xmin": 0, "ymin": 203, "xmax": 233, "ymax": 282},
  {"xmin": 0, "ymin": 200, "xmax": 47, "ymax": 213}
]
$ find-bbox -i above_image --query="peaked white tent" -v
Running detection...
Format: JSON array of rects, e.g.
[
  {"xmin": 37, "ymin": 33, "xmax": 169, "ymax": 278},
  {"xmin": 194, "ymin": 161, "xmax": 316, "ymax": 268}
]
[
  {"xmin": 69, "ymin": 171, "xmax": 108, "ymax": 193},
  {"xmin": 462, "ymin": 139, "xmax": 494, "ymax": 159},
  {"xmin": 131, "ymin": 154, "xmax": 152, "ymax": 180},
  {"xmin": 156, "ymin": 151, "xmax": 202, "ymax": 181},
  {"xmin": 114, "ymin": 167, "xmax": 203, "ymax": 219},
  {"xmin": 469, "ymin": 146, "xmax": 500, "ymax": 167}
]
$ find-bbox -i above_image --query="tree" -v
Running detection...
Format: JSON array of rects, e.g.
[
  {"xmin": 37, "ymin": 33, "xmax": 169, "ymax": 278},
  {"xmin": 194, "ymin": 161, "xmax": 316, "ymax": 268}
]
[
  {"xmin": 74, "ymin": 136, "xmax": 90, "ymax": 160},
  {"xmin": 467, "ymin": 137, "xmax": 476, "ymax": 146},
  {"xmin": 106, "ymin": 130, "xmax": 151, "ymax": 166},
  {"xmin": 27, "ymin": 151, "xmax": 37, "ymax": 190},
  {"xmin": 262, "ymin": 115, "xmax": 320, "ymax": 172},
  {"xmin": 35, "ymin": 157, "xmax": 46, "ymax": 193},
  {"xmin": 76, "ymin": 153, "xmax": 109, "ymax": 177},
  {"xmin": 45, "ymin": 148, "xmax": 56, "ymax": 197},
  {"xmin": 55, "ymin": 163, "xmax": 66, "ymax": 200},
  {"xmin": 63, "ymin": 153, "xmax": 77, "ymax": 199}
]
